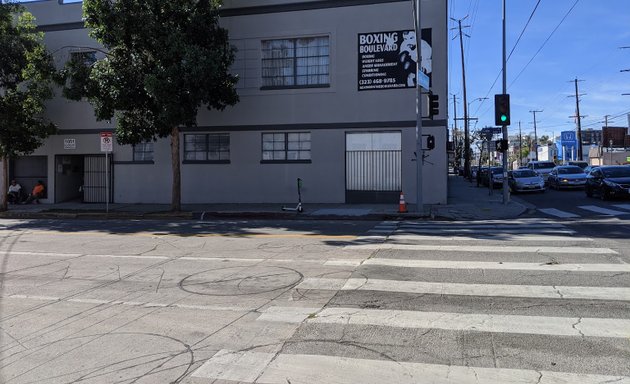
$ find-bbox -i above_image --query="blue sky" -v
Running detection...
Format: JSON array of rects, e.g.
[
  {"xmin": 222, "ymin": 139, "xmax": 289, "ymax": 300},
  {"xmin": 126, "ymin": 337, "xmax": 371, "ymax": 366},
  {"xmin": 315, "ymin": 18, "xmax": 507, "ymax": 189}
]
[{"xmin": 448, "ymin": 0, "xmax": 630, "ymax": 140}]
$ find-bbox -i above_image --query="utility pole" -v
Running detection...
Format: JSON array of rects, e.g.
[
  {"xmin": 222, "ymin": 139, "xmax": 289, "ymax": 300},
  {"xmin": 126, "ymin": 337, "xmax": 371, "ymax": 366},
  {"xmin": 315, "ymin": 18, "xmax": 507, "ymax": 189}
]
[
  {"xmin": 530, "ymin": 110, "xmax": 542, "ymax": 161},
  {"xmin": 604, "ymin": 114, "xmax": 611, "ymax": 127},
  {"xmin": 413, "ymin": 0, "xmax": 423, "ymax": 212},
  {"xmin": 451, "ymin": 16, "xmax": 470, "ymax": 179},
  {"xmin": 571, "ymin": 78, "xmax": 585, "ymax": 160},
  {"xmin": 519, "ymin": 121, "xmax": 522, "ymax": 167},
  {"xmin": 452, "ymin": 94, "xmax": 459, "ymax": 168},
  {"xmin": 501, "ymin": 0, "xmax": 509, "ymax": 204}
]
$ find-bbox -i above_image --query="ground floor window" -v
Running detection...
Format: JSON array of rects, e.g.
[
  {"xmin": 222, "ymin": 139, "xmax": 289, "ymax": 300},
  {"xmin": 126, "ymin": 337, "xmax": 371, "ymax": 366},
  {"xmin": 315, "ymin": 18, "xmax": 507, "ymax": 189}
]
[
  {"xmin": 184, "ymin": 133, "xmax": 230, "ymax": 162},
  {"xmin": 133, "ymin": 141, "xmax": 154, "ymax": 162},
  {"xmin": 262, "ymin": 132, "xmax": 311, "ymax": 162}
]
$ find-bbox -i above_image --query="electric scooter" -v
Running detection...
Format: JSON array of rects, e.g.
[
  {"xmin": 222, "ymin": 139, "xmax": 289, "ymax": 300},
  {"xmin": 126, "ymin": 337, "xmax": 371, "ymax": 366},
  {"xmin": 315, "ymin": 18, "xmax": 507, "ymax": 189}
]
[{"xmin": 282, "ymin": 177, "xmax": 303, "ymax": 213}]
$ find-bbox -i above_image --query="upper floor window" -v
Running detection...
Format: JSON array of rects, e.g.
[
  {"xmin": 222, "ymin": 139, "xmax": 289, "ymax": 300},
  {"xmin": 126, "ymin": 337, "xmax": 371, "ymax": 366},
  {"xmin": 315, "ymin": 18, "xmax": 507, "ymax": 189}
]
[
  {"xmin": 261, "ymin": 36, "xmax": 329, "ymax": 89},
  {"xmin": 70, "ymin": 50, "xmax": 97, "ymax": 66},
  {"xmin": 184, "ymin": 133, "xmax": 230, "ymax": 163},
  {"xmin": 133, "ymin": 141, "xmax": 154, "ymax": 162}
]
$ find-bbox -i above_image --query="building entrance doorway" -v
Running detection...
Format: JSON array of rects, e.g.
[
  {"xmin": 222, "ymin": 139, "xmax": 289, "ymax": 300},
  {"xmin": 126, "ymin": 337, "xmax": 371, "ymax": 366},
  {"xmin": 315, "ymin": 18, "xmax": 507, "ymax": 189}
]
[
  {"xmin": 345, "ymin": 131, "xmax": 402, "ymax": 203},
  {"xmin": 54, "ymin": 154, "xmax": 113, "ymax": 203}
]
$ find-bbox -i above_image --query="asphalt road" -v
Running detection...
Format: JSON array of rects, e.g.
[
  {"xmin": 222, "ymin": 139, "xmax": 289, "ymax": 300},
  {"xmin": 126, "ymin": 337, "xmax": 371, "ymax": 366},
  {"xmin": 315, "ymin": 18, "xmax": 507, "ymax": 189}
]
[{"xmin": 0, "ymin": 216, "xmax": 628, "ymax": 383}]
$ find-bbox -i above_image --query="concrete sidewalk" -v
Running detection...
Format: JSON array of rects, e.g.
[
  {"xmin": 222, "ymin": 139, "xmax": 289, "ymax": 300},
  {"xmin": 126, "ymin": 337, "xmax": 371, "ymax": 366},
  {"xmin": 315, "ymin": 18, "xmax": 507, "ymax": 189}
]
[{"xmin": 0, "ymin": 175, "xmax": 529, "ymax": 221}]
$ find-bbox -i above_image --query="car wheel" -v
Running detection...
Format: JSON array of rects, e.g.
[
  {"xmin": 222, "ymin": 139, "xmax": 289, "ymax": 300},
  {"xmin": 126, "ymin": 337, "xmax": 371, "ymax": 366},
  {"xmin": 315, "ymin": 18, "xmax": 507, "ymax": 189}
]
[{"xmin": 600, "ymin": 188, "xmax": 610, "ymax": 201}]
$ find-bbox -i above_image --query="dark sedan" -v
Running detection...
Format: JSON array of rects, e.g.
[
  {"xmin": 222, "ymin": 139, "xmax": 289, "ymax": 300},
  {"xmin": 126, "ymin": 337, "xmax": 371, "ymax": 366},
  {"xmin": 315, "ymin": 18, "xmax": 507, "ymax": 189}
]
[
  {"xmin": 585, "ymin": 165, "xmax": 630, "ymax": 200},
  {"xmin": 547, "ymin": 165, "xmax": 587, "ymax": 190}
]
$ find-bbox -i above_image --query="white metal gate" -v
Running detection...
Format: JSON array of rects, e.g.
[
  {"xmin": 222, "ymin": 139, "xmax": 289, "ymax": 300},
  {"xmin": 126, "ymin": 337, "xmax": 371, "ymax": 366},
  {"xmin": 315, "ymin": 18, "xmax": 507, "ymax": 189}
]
[{"xmin": 345, "ymin": 132, "xmax": 402, "ymax": 203}]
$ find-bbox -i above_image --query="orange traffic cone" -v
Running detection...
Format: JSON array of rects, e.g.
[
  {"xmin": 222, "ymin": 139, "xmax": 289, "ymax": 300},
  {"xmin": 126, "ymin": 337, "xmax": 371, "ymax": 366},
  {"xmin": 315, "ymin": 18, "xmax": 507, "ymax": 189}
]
[{"xmin": 398, "ymin": 192, "xmax": 408, "ymax": 213}]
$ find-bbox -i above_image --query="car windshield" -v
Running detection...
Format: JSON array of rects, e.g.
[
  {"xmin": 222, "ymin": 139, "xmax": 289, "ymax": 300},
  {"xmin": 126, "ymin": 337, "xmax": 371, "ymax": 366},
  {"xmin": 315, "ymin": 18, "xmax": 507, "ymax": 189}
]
[
  {"xmin": 602, "ymin": 167, "xmax": 630, "ymax": 178},
  {"xmin": 533, "ymin": 162, "xmax": 555, "ymax": 169},
  {"xmin": 491, "ymin": 168, "xmax": 503, "ymax": 175},
  {"xmin": 513, "ymin": 170, "xmax": 537, "ymax": 178},
  {"xmin": 558, "ymin": 167, "xmax": 584, "ymax": 175}
]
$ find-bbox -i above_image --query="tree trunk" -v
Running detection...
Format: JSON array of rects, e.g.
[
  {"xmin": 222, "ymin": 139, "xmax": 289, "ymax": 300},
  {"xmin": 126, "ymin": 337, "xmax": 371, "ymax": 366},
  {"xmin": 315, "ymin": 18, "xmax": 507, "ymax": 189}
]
[
  {"xmin": 1, "ymin": 156, "xmax": 7, "ymax": 212},
  {"xmin": 170, "ymin": 127, "xmax": 181, "ymax": 212}
]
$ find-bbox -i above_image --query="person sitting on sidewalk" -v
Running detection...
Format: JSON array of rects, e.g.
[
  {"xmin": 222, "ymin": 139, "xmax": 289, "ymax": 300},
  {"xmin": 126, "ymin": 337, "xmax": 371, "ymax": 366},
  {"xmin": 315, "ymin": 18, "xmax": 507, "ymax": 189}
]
[
  {"xmin": 7, "ymin": 180, "xmax": 23, "ymax": 204},
  {"xmin": 23, "ymin": 181, "xmax": 45, "ymax": 205}
]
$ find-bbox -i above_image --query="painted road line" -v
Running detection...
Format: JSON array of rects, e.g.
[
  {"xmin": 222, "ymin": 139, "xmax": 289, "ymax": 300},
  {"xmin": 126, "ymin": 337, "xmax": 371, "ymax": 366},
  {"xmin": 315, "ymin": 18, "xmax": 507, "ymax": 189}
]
[
  {"xmin": 387, "ymin": 235, "xmax": 590, "ymax": 242},
  {"xmin": 578, "ymin": 205, "xmax": 627, "ymax": 216},
  {"xmin": 362, "ymin": 259, "xmax": 630, "ymax": 272},
  {"xmin": 295, "ymin": 278, "xmax": 630, "ymax": 301},
  {"xmin": 258, "ymin": 307, "xmax": 630, "ymax": 338},
  {"xmin": 395, "ymin": 227, "xmax": 576, "ymax": 234},
  {"xmin": 613, "ymin": 204, "xmax": 630, "ymax": 211},
  {"xmin": 538, "ymin": 208, "xmax": 580, "ymax": 218},
  {"xmin": 401, "ymin": 220, "xmax": 564, "ymax": 227},
  {"xmin": 346, "ymin": 244, "xmax": 616, "ymax": 254},
  {"xmin": 3, "ymin": 295, "xmax": 257, "ymax": 312},
  {"xmin": 193, "ymin": 350, "xmax": 630, "ymax": 384}
]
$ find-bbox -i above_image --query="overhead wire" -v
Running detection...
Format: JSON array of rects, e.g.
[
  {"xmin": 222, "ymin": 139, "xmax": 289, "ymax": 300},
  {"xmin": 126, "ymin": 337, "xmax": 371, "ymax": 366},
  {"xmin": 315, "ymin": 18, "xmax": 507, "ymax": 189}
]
[
  {"xmin": 508, "ymin": 0, "xmax": 581, "ymax": 88},
  {"xmin": 473, "ymin": 0, "xmax": 544, "ymax": 117}
]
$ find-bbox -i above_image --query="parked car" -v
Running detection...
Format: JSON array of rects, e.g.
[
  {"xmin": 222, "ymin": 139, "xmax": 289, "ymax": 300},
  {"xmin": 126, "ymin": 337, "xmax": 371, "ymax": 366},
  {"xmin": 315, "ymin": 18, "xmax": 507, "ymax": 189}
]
[
  {"xmin": 480, "ymin": 167, "xmax": 503, "ymax": 187},
  {"xmin": 526, "ymin": 161, "xmax": 556, "ymax": 183},
  {"xmin": 508, "ymin": 169, "xmax": 545, "ymax": 193},
  {"xmin": 584, "ymin": 165, "xmax": 600, "ymax": 175},
  {"xmin": 585, "ymin": 165, "xmax": 630, "ymax": 200},
  {"xmin": 547, "ymin": 165, "xmax": 587, "ymax": 190},
  {"xmin": 568, "ymin": 161, "xmax": 589, "ymax": 169}
]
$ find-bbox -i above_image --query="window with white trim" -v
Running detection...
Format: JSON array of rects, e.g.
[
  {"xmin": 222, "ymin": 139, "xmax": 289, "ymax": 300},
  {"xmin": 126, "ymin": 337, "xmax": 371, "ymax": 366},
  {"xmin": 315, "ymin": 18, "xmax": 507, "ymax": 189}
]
[
  {"xmin": 132, "ymin": 141, "xmax": 154, "ymax": 162},
  {"xmin": 262, "ymin": 132, "xmax": 311, "ymax": 162},
  {"xmin": 261, "ymin": 36, "xmax": 329, "ymax": 89},
  {"xmin": 184, "ymin": 133, "xmax": 230, "ymax": 162}
]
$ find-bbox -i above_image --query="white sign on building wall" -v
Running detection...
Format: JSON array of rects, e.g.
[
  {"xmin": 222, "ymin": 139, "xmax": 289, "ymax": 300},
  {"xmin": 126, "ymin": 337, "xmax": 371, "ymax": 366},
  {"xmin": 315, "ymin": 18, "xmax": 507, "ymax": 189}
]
[{"xmin": 63, "ymin": 138, "xmax": 76, "ymax": 150}]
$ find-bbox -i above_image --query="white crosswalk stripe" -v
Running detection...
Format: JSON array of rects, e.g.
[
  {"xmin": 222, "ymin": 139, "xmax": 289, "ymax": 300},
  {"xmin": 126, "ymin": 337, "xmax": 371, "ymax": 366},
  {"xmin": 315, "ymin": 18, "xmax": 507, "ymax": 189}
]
[
  {"xmin": 193, "ymin": 350, "xmax": 630, "ymax": 384},
  {"xmin": 613, "ymin": 204, "xmax": 630, "ymax": 211},
  {"xmin": 296, "ymin": 278, "xmax": 630, "ymax": 301},
  {"xmin": 538, "ymin": 208, "xmax": 580, "ymax": 218},
  {"xmin": 192, "ymin": 219, "xmax": 630, "ymax": 383},
  {"xmin": 578, "ymin": 205, "xmax": 628, "ymax": 215}
]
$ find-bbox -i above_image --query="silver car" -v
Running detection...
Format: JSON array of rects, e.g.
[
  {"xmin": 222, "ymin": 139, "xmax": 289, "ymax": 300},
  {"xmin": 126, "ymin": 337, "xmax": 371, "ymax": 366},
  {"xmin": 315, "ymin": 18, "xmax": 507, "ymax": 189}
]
[
  {"xmin": 548, "ymin": 165, "xmax": 587, "ymax": 190},
  {"xmin": 508, "ymin": 169, "xmax": 545, "ymax": 193}
]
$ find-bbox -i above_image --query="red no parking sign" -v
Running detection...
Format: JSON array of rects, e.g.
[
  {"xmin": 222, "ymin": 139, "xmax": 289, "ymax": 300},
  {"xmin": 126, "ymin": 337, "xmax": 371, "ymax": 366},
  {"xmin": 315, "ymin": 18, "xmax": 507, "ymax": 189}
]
[{"xmin": 100, "ymin": 132, "xmax": 113, "ymax": 152}]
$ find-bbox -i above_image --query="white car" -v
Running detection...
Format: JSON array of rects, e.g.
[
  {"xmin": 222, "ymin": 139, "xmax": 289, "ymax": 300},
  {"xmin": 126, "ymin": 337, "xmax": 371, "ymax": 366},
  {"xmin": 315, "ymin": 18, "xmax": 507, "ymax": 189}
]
[{"xmin": 526, "ymin": 161, "xmax": 556, "ymax": 184}]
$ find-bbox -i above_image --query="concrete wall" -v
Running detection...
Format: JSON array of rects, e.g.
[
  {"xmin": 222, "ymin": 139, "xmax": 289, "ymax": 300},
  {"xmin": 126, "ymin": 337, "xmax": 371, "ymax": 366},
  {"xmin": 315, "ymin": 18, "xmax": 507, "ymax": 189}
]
[{"xmin": 22, "ymin": 0, "xmax": 448, "ymax": 205}]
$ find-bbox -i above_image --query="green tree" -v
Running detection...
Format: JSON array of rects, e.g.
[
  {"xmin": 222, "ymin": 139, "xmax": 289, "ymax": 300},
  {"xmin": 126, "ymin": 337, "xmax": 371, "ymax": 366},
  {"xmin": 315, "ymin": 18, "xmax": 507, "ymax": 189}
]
[
  {"xmin": 64, "ymin": 0, "xmax": 239, "ymax": 211},
  {"xmin": 0, "ymin": 2, "xmax": 57, "ymax": 211}
]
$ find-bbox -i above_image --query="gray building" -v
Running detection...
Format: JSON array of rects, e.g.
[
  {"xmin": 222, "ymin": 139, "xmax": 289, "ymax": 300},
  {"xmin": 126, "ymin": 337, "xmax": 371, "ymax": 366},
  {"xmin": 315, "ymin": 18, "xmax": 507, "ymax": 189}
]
[{"xmin": 15, "ymin": 0, "xmax": 448, "ymax": 205}]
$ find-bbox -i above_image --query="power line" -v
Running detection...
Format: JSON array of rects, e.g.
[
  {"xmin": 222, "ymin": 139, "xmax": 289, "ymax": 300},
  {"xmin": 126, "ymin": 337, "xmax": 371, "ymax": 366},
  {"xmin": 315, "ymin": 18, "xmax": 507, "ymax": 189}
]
[
  {"xmin": 509, "ymin": 0, "xmax": 581, "ymax": 88},
  {"xmin": 473, "ymin": 0, "xmax": 544, "ymax": 116}
]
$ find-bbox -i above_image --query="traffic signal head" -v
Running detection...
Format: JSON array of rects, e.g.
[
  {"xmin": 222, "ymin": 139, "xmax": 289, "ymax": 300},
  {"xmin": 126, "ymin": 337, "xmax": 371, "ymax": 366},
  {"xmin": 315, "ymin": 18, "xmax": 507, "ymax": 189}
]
[
  {"xmin": 429, "ymin": 92, "xmax": 439, "ymax": 118},
  {"xmin": 494, "ymin": 94, "xmax": 510, "ymax": 126},
  {"xmin": 426, "ymin": 134, "xmax": 436, "ymax": 150},
  {"xmin": 495, "ymin": 139, "xmax": 508, "ymax": 152}
]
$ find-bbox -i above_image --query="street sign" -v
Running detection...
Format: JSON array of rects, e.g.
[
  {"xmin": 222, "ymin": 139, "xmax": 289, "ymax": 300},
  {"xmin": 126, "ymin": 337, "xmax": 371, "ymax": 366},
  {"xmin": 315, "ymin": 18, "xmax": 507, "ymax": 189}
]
[
  {"xmin": 481, "ymin": 127, "xmax": 502, "ymax": 135},
  {"xmin": 417, "ymin": 70, "xmax": 430, "ymax": 90},
  {"xmin": 100, "ymin": 132, "xmax": 113, "ymax": 152}
]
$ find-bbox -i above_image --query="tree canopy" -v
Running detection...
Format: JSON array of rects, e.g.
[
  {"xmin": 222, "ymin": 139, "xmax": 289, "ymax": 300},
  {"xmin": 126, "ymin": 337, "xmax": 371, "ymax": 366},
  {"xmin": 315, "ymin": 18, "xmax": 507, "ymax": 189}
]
[
  {"xmin": 0, "ymin": 2, "xmax": 57, "ymax": 210},
  {"xmin": 64, "ymin": 0, "xmax": 239, "ymax": 210},
  {"xmin": 0, "ymin": 2, "xmax": 57, "ymax": 159}
]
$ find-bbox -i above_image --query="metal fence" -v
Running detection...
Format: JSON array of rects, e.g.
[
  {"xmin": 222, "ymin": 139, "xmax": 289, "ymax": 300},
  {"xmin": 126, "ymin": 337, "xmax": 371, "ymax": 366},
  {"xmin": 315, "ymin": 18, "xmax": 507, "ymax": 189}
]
[
  {"xmin": 83, "ymin": 155, "xmax": 112, "ymax": 203},
  {"xmin": 346, "ymin": 150, "xmax": 401, "ymax": 191}
]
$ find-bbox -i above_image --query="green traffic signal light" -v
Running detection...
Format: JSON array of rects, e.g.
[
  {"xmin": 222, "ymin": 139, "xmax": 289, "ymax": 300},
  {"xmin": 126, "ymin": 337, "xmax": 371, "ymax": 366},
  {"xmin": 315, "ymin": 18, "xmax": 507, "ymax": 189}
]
[{"xmin": 494, "ymin": 94, "xmax": 510, "ymax": 126}]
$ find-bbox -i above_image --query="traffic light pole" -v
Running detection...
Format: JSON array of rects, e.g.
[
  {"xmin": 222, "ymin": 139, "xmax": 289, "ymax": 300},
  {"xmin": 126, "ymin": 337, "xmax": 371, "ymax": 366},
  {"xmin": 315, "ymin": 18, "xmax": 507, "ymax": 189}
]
[
  {"xmin": 414, "ymin": 0, "xmax": 423, "ymax": 213},
  {"xmin": 501, "ymin": 0, "xmax": 509, "ymax": 204}
]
